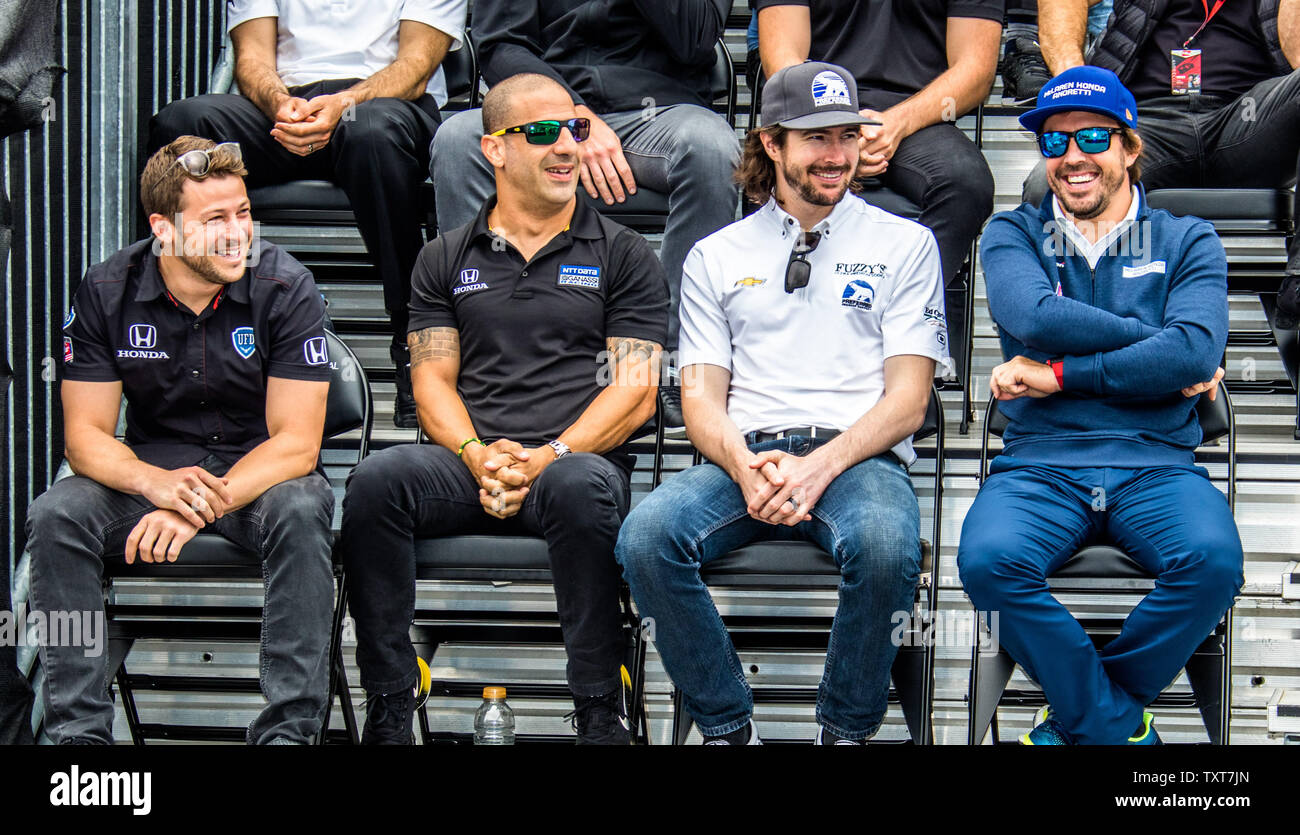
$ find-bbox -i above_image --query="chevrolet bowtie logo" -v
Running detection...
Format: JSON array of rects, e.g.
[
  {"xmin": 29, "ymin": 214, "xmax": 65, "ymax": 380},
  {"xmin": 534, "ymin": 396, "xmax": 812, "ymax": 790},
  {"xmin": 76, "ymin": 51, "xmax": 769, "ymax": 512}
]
[{"xmin": 734, "ymin": 277, "xmax": 767, "ymax": 288}]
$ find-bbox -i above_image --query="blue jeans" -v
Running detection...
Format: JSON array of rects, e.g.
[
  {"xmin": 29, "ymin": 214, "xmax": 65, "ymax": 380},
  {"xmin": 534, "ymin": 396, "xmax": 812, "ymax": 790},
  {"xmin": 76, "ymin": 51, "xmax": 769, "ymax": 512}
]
[
  {"xmin": 431, "ymin": 104, "xmax": 740, "ymax": 349},
  {"xmin": 957, "ymin": 458, "xmax": 1243, "ymax": 744},
  {"xmin": 615, "ymin": 439, "xmax": 920, "ymax": 740},
  {"xmin": 26, "ymin": 459, "xmax": 335, "ymax": 744}
]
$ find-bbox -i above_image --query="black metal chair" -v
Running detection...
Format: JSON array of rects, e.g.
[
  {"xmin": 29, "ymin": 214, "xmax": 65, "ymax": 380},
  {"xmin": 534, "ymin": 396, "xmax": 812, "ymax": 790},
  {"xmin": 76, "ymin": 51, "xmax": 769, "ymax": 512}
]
[
  {"xmin": 967, "ymin": 387, "xmax": 1237, "ymax": 744},
  {"xmin": 95, "ymin": 329, "xmax": 371, "ymax": 744},
  {"xmin": 328, "ymin": 412, "xmax": 666, "ymax": 744},
  {"xmin": 660, "ymin": 385, "xmax": 945, "ymax": 744},
  {"xmin": 1145, "ymin": 187, "xmax": 1298, "ymax": 439}
]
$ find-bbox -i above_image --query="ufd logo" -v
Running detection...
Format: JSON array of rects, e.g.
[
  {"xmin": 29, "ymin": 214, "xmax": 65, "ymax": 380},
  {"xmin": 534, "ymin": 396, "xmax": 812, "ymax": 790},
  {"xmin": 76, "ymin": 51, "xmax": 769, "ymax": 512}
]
[{"xmin": 231, "ymin": 326, "xmax": 256, "ymax": 359}]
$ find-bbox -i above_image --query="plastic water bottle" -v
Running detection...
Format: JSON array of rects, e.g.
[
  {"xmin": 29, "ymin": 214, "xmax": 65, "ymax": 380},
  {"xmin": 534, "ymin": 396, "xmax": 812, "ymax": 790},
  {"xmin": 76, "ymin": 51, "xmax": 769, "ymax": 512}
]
[{"xmin": 473, "ymin": 686, "xmax": 515, "ymax": 745}]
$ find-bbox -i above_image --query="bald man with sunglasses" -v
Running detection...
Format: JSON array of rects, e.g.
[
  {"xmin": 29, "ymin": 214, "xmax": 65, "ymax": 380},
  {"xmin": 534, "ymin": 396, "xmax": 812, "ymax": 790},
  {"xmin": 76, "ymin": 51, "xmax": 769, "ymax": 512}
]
[{"xmin": 339, "ymin": 74, "xmax": 668, "ymax": 745}]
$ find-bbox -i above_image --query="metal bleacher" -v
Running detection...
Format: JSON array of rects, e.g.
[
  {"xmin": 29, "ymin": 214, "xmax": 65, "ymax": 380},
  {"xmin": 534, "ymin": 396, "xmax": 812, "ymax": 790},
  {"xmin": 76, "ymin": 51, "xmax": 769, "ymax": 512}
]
[{"xmin": 74, "ymin": 3, "xmax": 1300, "ymax": 745}]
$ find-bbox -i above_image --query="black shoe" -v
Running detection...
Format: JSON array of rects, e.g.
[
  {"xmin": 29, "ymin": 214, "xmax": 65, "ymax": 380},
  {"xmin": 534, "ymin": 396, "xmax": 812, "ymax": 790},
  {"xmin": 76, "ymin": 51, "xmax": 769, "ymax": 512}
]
[
  {"xmin": 702, "ymin": 720, "xmax": 761, "ymax": 745},
  {"xmin": 565, "ymin": 684, "xmax": 633, "ymax": 745},
  {"xmin": 362, "ymin": 690, "xmax": 416, "ymax": 745},
  {"xmin": 659, "ymin": 383, "xmax": 685, "ymax": 440},
  {"xmin": 814, "ymin": 726, "xmax": 865, "ymax": 745},
  {"xmin": 391, "ymin": 344, "xmax": 418, "ymax": 429},
  {"xmin": 1274, "ymin": 273, "xmax": 1300, "ymax": 330},
  {"xmin": 1002, "ymin": 35, "xmax": 1051, "ymax": 106}
]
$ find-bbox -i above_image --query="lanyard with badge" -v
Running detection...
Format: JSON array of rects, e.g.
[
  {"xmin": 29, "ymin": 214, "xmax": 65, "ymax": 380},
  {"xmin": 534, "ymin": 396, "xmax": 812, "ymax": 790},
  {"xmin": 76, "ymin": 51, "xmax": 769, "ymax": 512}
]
[{"xmin": 1171, "ymin": 0, "xmax": 1226, "ymax": 95}]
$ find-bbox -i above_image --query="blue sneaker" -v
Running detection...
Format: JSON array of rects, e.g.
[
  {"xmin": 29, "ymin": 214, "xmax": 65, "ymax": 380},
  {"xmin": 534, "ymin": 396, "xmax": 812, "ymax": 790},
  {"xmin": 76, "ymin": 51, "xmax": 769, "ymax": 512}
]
[
  {"xmin": 1020, "ymin": 707, "xmax": 1072, "ymax": 745},
  {"xmin": 1128, "ymin": 711, "xmax": 1162, "ymax": 745}
]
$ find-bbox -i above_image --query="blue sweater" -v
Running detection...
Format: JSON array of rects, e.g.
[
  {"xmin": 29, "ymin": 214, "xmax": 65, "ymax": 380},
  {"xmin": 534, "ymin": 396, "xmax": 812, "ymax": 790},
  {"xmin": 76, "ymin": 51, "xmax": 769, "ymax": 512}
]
[{"xmin": 980, "ymin": 188, "xmax": 1228, "ymax": 468}]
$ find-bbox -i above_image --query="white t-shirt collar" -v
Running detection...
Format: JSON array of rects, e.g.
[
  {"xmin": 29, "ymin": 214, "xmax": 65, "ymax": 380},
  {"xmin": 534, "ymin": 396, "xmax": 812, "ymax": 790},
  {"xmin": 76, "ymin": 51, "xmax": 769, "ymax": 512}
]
[
  {"xmin": 1052, "ymin": 186, "xmax": 1140, "ymax": 270},
  {"xmin": 764, "ymin": 193, "xmax": 856, "ymax": 241}
]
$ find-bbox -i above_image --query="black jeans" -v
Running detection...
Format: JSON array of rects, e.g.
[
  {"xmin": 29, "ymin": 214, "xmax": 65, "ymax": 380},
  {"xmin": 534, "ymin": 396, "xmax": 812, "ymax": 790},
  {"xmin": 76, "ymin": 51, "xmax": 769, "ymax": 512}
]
[
  {"xmin": 1023, "ymin": 69, "xmax": 1300, "ymax": 273},
  {"xmin": 340, "ymin": 445, "xmax": 631, "ymax": 698},
  {"xmin": 868, "ymin": 120, "xmax": 994, "ymax": 381},
  {"xmin": 25, "ymin": 459, "xmax": 335, "ymax": 744},
  {"xmin": 148, "ymin": 81, "xmax": 442, "ymax": 349}
]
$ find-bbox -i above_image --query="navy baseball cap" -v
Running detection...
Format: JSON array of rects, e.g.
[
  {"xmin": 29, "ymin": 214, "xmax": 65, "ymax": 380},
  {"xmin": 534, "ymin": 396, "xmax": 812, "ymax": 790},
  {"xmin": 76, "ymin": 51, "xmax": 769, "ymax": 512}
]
[
  {"xmin": 1019, "ymin": 66, "xmax": 1138, "ymax": 134},
  {"xmin": 762, "ymin": 61, "xmax": 877, "ymax": 129}
]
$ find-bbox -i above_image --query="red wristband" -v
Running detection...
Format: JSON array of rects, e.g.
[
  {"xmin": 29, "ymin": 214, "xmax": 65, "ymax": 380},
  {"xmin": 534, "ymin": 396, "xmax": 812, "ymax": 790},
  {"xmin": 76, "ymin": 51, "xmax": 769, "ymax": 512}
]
[{"xmin": 1050, "ymin": 359, "xmax": 1064, "ymax": 391}]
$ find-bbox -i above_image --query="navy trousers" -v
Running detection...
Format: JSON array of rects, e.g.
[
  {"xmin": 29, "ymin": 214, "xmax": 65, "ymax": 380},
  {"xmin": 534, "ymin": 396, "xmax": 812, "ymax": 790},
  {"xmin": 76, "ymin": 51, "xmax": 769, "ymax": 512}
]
[{"xmin": 957, "ymin": 457, "xmax": 1243, "ymax": 744}]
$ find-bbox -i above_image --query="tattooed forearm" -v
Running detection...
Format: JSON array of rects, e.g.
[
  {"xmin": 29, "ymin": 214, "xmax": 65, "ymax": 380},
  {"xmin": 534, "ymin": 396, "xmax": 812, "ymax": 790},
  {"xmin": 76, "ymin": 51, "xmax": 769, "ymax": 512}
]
[
  {"xmin": 409, "ymin": 327, "xmax": 460, "ymax": 367},
  {"xmin": 605, "ymin": 337, "xmax": 660, "ymax": 366}
]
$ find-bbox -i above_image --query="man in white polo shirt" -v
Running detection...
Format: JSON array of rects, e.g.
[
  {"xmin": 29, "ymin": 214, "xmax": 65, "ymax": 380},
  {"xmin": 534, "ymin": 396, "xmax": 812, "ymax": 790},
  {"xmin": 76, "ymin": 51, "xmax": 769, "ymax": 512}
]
[
  {"xmin": 149, "ymin": 0, "xmax": 468, "ymax": 428},
  {"xmin": 615, "ymin": 62, "xmax": 948, "ymax": 745}
]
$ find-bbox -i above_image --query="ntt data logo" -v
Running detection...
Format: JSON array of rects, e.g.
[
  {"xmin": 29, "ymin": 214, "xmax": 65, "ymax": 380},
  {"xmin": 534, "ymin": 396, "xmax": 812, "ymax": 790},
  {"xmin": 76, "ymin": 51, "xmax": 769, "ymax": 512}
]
[{"xmin": 49, "ymin": 766, "xmax": 151, "ymax": 815}]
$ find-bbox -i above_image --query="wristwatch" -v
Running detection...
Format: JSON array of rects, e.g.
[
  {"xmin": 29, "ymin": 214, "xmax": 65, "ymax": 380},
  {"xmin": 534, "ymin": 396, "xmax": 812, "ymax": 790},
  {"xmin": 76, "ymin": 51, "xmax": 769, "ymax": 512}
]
[{"xmin": 547, "ymin": 440, "xmax": 572, "ymax": 459}]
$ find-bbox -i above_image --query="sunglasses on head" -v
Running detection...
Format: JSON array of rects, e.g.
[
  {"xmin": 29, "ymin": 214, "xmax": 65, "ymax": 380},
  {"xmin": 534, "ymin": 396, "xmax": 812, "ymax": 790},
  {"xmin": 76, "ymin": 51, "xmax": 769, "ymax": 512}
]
[
  {"xmin": 1037, "ymin": 127, "xmax": 1126, "ymax": 159},
  {"xmin": 785, "ymin": 231, "xmax": 823, "ymax": 294},
  {"xmin": 490, "ymin": 118, "xmax": 591, "ymax": 145},
  {"xmin": 174, "ymin": 142, "xmax": 242, "ymax": 177}
]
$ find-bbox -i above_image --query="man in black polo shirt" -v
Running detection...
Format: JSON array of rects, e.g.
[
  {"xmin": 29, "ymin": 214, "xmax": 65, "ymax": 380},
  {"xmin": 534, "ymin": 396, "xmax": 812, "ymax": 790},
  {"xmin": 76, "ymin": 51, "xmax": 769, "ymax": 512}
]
[
  {"xmin": 341, "ymin": 73, "xmax": 667, "ymax": 745},
  {"xmin": 26, "ymin": 136, "xmax": 335, "ymax": 745},
  {"xmin": 1030, "ymin": 0, "xmax": 1300, "ymax": 331},
  {"xmin": 755, "ymin": 0, "xmax": 1004, "ymax": 379}
]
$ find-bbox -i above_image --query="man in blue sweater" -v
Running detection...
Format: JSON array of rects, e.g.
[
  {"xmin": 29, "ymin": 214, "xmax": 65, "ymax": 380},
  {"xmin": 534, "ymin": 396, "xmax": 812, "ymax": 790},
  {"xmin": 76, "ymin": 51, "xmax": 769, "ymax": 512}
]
[{"xmin": 958, "ymin": 66, "xmax": 1243, "ymax": 745}]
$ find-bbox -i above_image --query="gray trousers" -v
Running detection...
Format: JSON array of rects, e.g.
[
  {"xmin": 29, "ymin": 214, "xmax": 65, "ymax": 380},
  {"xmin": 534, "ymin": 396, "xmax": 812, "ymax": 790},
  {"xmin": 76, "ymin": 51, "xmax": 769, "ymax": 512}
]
[
  {"xmin": 25, "ymin": 460, "xmax": 335, "ymax": 744},
  {"xmin": 431, "ymin": 103, "xmax": 741, "ymax": 350}
]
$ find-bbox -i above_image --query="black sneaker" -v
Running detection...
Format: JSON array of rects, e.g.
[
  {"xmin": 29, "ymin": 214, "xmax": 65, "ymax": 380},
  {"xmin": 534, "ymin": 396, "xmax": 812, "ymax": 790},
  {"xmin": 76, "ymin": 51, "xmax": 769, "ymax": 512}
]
[
  {"xmin": 361, "ymin": 657, "xmax": 430, "ymax": 745},
  {"xmin": 659, "ymin": 383, "xmax": 685, "ymax": 440},
  {"xmin": 814, "ymin": 726, "xmax": 865, "ymax": 745},
  {"xmin": 1002, "ymin": 35, "xmax": 1052, "ymax": 106},
  {"xmin": 391, "ymin": 343, "xmax": 418, "ymax": 429},
  {"xmin": 362, "ymin": 690, "xmax": 416, "ymax": 745},
  {"xmin": 1274, "ymin": 273, "xmax": 1300, "ymax": 331},
  {"xmin": 565, "ymin": 684, "xmax": 633, "ymax": 745},
  {"xmin": 702, "ymin": 720, "xmax": 761, "ymax": 745}
]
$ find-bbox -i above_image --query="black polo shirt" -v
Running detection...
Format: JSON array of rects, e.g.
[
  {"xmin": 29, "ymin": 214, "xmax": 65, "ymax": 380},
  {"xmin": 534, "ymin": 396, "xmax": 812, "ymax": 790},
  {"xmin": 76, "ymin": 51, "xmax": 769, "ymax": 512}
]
[
  {"xmin": 61, "ymin": 237, "xmax": 331, "ymax": 469},
  {"xmin": 407, "ymin": 197, "xmax": 669, "ymax": 470},
  {"xmin": 753, "ymin": 0, "xmax": 1006, "ymax": 109}
]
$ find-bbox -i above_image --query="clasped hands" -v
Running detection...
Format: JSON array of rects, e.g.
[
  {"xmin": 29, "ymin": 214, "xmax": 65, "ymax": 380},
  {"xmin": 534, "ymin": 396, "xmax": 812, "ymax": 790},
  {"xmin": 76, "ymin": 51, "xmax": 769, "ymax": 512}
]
[
  {"xmin": 269, "ymin": 93, "xmax": 353, "ymax": 157},
  {"xmin": 734, "ymin": 448, "xmax": 835, "ymax": 528},
  {"xmin": 462, "ymin": 439, "xmax": 555, "ymax": 520}
]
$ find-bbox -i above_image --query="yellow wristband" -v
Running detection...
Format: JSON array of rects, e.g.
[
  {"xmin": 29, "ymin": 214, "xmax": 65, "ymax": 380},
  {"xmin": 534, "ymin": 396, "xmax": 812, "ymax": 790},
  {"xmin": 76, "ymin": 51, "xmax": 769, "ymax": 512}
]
[{"xmin": 457, "ymin": 437, "xmax": 483, "ymax": 457}]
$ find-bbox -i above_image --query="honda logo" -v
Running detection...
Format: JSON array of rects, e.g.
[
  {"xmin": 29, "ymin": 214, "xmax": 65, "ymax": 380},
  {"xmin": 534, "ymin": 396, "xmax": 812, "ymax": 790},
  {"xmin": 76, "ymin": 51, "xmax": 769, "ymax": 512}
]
[
  {"xmin": 459, "ymin": 268, "xmax": 479, "ymax": 285},
  {"xmin": 303, "ymin": 336, "xmax": 329, "ymax": 366},
  {"xmin": 128, "ymin": 324, "xmax": 157, "ymax": 349}
]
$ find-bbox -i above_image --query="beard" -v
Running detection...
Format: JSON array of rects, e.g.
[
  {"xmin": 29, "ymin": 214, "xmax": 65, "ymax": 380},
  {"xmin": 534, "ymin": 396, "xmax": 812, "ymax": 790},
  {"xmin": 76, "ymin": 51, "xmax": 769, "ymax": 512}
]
[
  {"xmin": 781, "ymin": 159, "xmax": 851, "ymax": 206},
  {"xmin": 1052, "ymin": 161, "xmax": 1127, "ymax": 220},
  {"xmin": 179, "ymin": 249, "xmax": 243, "ymax": 286}
]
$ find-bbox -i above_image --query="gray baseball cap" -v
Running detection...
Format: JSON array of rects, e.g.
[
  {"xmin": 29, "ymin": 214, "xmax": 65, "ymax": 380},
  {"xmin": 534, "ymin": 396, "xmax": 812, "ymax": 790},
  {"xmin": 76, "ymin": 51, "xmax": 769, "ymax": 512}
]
[{"xmin": 761, "ymin": 61, "xmax": 878, "ymax": 129}]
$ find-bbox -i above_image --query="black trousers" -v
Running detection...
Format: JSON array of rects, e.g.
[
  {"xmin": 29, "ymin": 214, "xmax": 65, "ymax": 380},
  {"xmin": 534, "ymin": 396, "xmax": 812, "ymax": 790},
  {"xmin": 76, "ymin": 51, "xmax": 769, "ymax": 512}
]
[
  {"xmin": 868, "ymin": 119, "xmax": 994, "ymax": 383},
  {"xmin": 1024, "ymin": 69, "xmax": 1300, "ymax": 274},
  {"xmin": 148, "ymin": 80, "xmax": 441, "ymax": 349},
  {"xmin": 340, "ymin": 445, "xmax": 632, "ymax": 698}
]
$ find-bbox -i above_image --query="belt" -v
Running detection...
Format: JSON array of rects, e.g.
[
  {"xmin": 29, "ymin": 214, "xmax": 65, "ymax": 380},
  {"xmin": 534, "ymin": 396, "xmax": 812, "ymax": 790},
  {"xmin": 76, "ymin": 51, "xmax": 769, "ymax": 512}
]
[{"xmin": 745, "ymin": 426, "xmax": 842, "ymax": 444}]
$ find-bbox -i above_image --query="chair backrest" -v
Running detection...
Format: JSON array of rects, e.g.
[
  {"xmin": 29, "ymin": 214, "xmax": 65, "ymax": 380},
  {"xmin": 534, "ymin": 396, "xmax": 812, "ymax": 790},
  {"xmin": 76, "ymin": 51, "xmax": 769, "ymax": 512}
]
[
  {"xmin": 443, "ymin": 31, "xmax": 478, "ymax": 104},
  {"xmin": 914, "ymin": 384, "xmax": 942, "ymax": 443},
  {"xmin": 711, "ymin": 38, "xmax": 737, "ymax": 127},
  {"xmin": 322, "ymin": 329, "xmax": 371, "ymax": 455}
]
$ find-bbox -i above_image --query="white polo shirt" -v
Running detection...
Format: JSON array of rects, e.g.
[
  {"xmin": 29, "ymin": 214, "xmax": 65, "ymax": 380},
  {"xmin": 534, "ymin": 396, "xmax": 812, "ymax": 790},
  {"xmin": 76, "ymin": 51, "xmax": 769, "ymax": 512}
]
[
  {"xmin": 679, "ymin": 194, "xmax": 949, "ymax": 466},
  {"xmin": 227, "ymin": 0, "xmax": 466, "ymax": 107}
]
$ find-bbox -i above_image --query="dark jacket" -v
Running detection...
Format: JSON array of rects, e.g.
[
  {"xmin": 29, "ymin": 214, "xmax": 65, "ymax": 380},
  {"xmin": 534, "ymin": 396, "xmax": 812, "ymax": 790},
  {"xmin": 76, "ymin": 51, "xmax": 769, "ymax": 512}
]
[
  {"xmin": 980, "ymin": 188, "xmax": 1228, "ymax": 468},
  {"xmin": 474, "ymin": 0, "xmax": 729, "ymax": 113},
  {"xmin": 1088, "ymin": 0, "xmax": 1291, "ymax": 84}
]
